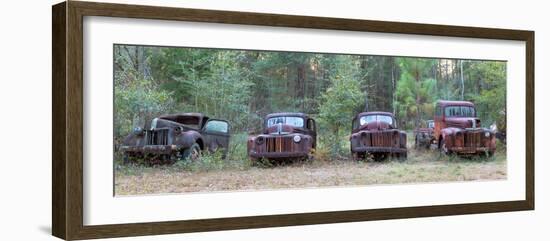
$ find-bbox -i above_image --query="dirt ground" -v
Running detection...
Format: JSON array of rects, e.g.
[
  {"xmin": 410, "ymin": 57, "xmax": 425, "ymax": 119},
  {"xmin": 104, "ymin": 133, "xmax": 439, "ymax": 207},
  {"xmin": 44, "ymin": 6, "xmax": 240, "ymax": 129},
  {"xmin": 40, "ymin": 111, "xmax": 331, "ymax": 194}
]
[{"xmin": 115, "ymin": 149, "xmax": 506, "ymax": 196}]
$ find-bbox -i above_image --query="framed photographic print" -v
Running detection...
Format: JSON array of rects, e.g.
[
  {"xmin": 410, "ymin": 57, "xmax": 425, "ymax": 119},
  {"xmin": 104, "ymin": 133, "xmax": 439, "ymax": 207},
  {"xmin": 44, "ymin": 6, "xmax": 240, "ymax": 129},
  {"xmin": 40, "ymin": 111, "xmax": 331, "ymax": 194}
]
[{"xmin": 52, "ymin": 1, "xmax": 534, "ymax": 240}]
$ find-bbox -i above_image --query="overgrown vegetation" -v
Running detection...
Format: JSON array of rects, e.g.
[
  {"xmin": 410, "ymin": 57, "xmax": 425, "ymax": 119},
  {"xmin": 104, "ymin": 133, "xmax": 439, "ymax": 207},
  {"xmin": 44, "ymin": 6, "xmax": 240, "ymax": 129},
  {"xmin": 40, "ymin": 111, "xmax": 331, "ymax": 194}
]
[
  {"xmin": 114, "ymin": 45, "xmax": 507, "ymax": 166},
  {"xmin": 115, "ymin": 146, "xmax": 506, "ymax": 195}
]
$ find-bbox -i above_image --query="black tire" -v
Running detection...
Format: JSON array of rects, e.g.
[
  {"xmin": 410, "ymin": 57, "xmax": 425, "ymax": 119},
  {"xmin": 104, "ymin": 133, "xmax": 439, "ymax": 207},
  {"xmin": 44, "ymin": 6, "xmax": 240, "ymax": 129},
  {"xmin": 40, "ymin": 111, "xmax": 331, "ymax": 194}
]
[
  {"xmin": 249, "ymin": 157, "xmax": 259, "ymax": 166},
  {"xmin": 254, "ymin": 158, "xmax": 274, "ymax": 168},
  {"xmin": 483, "ymin": 150, "xmax": 495, "ymax": 158},
  {"xmin": 305, "ymin": 154, "xmax": 315, "ymax": 163},
  {"xmin": 122, "ymin": 153, "xmax": 132, "ymax": 165},
  {"xmin": 439, "ymin": 139, "xmax": 450, "ymax": 156},
  {"xmin": 352, "ymin": 152, "xmax": 366, "ymax": 161},
  {"xmin": 123, "ymin": 153, "xmax": 134, "ymax": 165},
  {"xmin": 179, "ymin": 143, "xmax": 202, "ymax": 162},
  {"xmin": 398, "ymin": 152, "xmax": 407, "ymax": 160},
  {"xmin": 373, "ymin": 153, "xmax": 387, "ymax": 161}
]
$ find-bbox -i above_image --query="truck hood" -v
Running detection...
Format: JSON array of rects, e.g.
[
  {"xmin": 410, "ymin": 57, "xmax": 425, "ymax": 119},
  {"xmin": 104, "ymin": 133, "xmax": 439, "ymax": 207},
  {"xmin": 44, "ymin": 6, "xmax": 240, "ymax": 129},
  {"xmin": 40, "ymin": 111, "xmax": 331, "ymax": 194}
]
[
  {"xmin": 445, "ymin": 117, "xmax": 481, "ymax": 129},
  {"xmin": 265, "ymin": 124, "xmax": 303, "ymax": 135},
  {"xmin": 357, "ymin": 121, "xmax": 393, "ymax": 131},
  {"xmin": 416, "ymin": 127, "xmax": 434, "ymax": 133}
]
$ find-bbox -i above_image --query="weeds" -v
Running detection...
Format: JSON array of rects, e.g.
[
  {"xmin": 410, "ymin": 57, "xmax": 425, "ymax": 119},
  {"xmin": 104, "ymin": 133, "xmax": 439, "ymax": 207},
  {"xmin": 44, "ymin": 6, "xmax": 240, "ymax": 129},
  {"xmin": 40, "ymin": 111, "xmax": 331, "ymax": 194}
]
[
  {"xmin": 115, "ymin": 147, "xmax": 507, "ymax": 195},
  {"xmin": 115, "ymin": 131, "xmax": 508, "ymax": 195}
]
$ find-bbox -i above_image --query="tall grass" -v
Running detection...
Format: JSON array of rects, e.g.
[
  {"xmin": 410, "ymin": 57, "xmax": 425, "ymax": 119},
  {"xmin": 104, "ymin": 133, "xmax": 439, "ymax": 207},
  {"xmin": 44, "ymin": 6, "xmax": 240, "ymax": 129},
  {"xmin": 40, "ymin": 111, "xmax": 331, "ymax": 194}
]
[
  {"xmin": 173, "ymin": 132, "xmax": 252, "ymax": 172},
  {"xmin": 116, "ymin": 130, "xmax": 506, "ymax": 174}
]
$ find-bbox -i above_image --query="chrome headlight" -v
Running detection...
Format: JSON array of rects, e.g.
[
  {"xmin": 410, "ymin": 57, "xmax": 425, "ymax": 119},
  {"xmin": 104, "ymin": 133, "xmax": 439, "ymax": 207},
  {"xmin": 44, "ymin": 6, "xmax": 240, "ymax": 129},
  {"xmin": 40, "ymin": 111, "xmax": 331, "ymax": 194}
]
[
  {"xmin": 484, "ymin": 131, "xmax": 490, "ymax": 137},
  {"xmin": 133, "ymin": 127, "xmax": 144, "ymax": 135},
  {"xmin": 293, "ymin": 135, "xmax": 302, "ymax": 143}
]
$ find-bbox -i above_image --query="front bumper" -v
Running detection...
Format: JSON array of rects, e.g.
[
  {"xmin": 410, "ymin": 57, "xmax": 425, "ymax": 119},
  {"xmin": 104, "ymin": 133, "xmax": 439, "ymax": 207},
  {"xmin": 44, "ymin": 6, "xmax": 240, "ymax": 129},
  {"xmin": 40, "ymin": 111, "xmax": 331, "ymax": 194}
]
[
  {"xmin": 352, "ymin": 146, "xmax": 407, "ymax": 154},
  {"xmin": 249, "ymin": 150, "xmax": 310, "ymax": 159},
  {"xmin": 448, "ymin": 146, "xmax": 494, "ymax": 154},
  {"xmin": 121, "ymin": 145, "xmax": 178, "ymax": 155},
  {"xmin": 416, "ymin": 137, "xmax": 434, "ymax": 144}
]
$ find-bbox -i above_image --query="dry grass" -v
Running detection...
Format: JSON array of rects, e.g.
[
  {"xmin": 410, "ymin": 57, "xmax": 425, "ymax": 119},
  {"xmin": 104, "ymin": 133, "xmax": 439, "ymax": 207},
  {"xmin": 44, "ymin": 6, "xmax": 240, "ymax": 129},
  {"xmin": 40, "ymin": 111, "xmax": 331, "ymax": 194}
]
[{"xmin": 115, "ymin": 147, "xmax": 506, "ymax": 196}]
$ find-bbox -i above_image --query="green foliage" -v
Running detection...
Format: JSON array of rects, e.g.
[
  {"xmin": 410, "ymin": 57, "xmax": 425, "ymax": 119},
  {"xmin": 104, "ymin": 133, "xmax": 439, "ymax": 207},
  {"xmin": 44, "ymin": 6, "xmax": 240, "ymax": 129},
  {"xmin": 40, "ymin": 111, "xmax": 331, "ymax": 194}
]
[
  {"xmin": 114, "ymin": 44, "xmax": 507, "ymax": 164},
  {"xmin": 466, "ymin": 62, "xmax": 507, "ymax": 128},
  {"xmin": 174, "ymin": 150, "xmax": 227, "ymax": 172},
  {"xmin": 394, "ymin": 58, "xmax": 437, "ymax": 129},
  {"xmin": 226, "ymin": 133, "xmax": 250, "ymax": 165},
  {"xmin": 169, "ymin": 133, "xmax": 252, "ymax": 171},
  {"xmin": 114, "ymin": 76, "xmax": 175, "ymax": 146},
  {"xmin": 114, "ymin": 45, "xmax": 176, "ymax": 145},
  {"xmin": 393, "ymin": 58, "xmax": 506, "ymax": 131},
  {"xmin": 318, "ymin": 56, "xmax": 365, "ymax": 155}
]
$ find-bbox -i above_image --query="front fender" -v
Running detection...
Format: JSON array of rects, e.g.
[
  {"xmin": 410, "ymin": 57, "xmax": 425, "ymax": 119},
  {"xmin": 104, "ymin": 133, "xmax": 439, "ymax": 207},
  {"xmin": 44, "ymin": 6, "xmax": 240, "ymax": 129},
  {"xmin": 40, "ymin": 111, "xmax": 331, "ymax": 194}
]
[
  {"xmin": 174, "ymin": 130, "xmax": 203, "ymax": 149},
  {"xmin": 441, "ymin": 127, "xmax": 462, "ymax": 137},
  {"xmin": 121, "ymin": 132, "xmax": 145, "ymax": 147},
  {"xmin": 440, "ymin": 127, "xmax": 462, "ymax": 146},
  {"xmin": 247, "ymin": 136, "xmax": 257, "ymax": 153}
]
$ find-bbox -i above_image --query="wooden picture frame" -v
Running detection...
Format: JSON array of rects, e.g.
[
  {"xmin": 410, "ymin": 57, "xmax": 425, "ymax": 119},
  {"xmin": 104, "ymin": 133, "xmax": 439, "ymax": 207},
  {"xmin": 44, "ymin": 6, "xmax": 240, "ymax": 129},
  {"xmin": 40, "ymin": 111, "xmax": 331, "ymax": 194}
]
[{"xmin": 52, "ymin": 1, "xmax": 534, "ymax": 240}]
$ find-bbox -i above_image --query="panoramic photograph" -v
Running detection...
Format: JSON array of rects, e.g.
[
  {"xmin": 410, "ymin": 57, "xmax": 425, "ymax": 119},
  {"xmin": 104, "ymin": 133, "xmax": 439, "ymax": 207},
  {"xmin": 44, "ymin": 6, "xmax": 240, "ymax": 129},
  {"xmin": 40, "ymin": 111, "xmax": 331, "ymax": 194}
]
[{"xmin": 113, "ymin": 44, "xmax": 507, "ymax": 196}]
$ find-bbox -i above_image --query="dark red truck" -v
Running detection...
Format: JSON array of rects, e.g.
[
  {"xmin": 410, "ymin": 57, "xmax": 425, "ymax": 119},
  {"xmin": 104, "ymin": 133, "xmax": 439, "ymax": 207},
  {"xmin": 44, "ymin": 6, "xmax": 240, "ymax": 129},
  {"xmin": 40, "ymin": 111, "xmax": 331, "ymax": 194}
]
[
  {"xmin": 247, "ymin": 112, "xmax": 316, "ymax": 162},
  {"xmin": 350, "ymin": 111, "xmax": 407, "ymax": 160},
  {"xmin": 434, "ymin": 100, "xmax": 496, "ymax": 156}
]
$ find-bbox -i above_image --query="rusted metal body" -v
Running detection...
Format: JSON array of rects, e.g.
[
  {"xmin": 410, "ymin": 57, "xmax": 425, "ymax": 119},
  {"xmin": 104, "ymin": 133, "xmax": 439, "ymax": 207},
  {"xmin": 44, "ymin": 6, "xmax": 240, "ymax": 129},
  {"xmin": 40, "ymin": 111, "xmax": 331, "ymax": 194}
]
[
  {"xmin": 434, "ymin": 100, "xmax": 496, "ymax": 156},
  {"xmin": 120, "ymin": 113, "xmax": 230, "ymax": 163},
  {"xmin": 350, "ymin": 111, "xmax": 407, "ymax": 159},
  {"xmin": 247, "ymin": 112, "xmax": 316, "ymax": 161},
  {"xmin": 414, "ymin": 120, "xmax": 435, "ymax": 149}
]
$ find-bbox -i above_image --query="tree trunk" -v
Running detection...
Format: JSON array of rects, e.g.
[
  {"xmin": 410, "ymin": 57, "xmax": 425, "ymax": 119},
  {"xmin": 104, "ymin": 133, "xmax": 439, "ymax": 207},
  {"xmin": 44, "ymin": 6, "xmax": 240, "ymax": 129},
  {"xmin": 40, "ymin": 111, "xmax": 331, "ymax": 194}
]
[
  {"xmin": 414, "ymin": 61, "xmax": 421, "ymax": 127},
  {"xmin": 391, "ymin": 58, "xmax": 396, "ymax": 114},
  {"xmin": 332, "ymin": 126, "xmax": 340, "ymax": 155},
  {"xmin": 460, "ymin": 60, "xmax": 465, "ymax": 100}
]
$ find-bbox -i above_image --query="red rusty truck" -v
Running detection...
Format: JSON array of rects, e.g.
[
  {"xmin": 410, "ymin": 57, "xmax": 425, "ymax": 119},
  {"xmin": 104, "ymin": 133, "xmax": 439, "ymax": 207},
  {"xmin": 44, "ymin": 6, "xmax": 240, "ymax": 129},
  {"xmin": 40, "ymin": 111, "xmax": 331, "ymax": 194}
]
[
  {"xmin": 247, "ymin": 112, "xmax": 316, "ymax": 163},
  {"xmin": 350, "ymin": 111, "xmax": 407, "ymax": 160},
  {"xmin": 433, "ymin": 100, "xmax": 496, "ymax": 156}
]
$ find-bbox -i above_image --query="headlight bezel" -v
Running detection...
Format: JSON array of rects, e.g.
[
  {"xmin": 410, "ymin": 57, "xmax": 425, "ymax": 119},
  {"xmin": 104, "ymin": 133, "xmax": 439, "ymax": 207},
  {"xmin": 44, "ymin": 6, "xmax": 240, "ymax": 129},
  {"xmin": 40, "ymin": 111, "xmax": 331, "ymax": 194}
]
[
  {"xmin": 293, "ymin": 135, "xmax": 302, "ymax": 143},
  {"xmin": 133, "ymin": 127, "xmax": 144, "ymax": 136},
  {"xmin": 255, "ymin": 136, "xmax": 264, "ymax": 145}
]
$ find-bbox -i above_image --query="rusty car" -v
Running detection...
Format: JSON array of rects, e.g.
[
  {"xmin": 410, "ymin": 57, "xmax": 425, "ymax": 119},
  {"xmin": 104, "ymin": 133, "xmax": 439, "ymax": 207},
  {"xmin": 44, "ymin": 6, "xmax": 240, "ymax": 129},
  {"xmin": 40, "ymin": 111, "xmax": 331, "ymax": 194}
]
[
  {"xmin": 414, "ymin": 120, "xmax": 435, "ymax": 149},
  {"xmin": 350, "ymin": 111, "xmax": 407, "ymax": 160},
  {"xmin": 247, "ymin": 112, "xmax": 316, "ymax": 163},
  {"xmin": 433, "ymin": 100, "xmax": 496, "ymax": 156},
  {"xmin": 120, "ymin": 113, "xmax": 230, "ymax": 164}
]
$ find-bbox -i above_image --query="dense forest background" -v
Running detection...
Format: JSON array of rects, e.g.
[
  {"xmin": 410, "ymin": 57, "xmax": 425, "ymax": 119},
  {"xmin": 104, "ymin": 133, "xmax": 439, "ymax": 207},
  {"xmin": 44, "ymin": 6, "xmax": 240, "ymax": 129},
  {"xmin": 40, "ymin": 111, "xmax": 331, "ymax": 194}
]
[{"xmin": 114, "ymin": 45, "xmax": 506, "ymax": 156}]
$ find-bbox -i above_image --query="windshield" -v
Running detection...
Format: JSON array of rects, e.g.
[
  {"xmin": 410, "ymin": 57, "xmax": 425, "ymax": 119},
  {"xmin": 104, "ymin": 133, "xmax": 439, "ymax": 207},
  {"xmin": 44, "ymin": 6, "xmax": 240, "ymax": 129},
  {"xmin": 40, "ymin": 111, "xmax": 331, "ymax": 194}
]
[
  {"xmin": 267, "ymin": 116, "xmax": 304, "ymax": 128},
  {"xmin": 359, "ymin": 115, "xmax": 393, "ymax": 125},
  {"xmin": 444, "ymin": 106, "xmax": 476, "ymax": 117}
]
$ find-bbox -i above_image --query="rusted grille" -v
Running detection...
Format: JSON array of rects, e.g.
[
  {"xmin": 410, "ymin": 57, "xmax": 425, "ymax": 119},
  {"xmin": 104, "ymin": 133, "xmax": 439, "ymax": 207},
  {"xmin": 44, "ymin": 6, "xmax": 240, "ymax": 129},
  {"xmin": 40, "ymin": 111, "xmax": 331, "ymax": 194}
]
[
  {"xmin": 464, "ymin": 132, "xmax": 482, "ymax": 147},
  {"xmin": 146, "ymin": 129, "xmax": 169, "ymax": 145},
  {"xmin": 265, "ymin": 136, "xmax": 294, "ymax": 152},
  {"xmin": 361, "ymin": 132, "xmax": 395, "ymax": 147}
]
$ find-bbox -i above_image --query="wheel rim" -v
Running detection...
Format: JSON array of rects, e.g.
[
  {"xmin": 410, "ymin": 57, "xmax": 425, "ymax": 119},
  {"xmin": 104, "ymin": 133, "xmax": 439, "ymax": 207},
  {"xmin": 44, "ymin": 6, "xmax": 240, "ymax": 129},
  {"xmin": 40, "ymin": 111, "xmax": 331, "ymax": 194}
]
[
  {"xmin": 190, "ymin": 147, "xmax": 200, "ymax": 161},
  {"xmin": 441, "ymin": 143, "xmax": 448, "ymax": 154}
]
